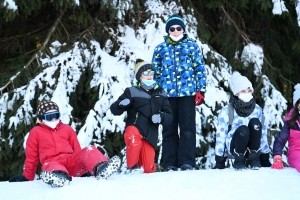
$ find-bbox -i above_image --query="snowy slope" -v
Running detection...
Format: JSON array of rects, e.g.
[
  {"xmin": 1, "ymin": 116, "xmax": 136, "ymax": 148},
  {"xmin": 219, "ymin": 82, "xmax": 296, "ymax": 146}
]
[{"xmin": 1, "ymin": 168, "xmax": 300, "ymax": 200}]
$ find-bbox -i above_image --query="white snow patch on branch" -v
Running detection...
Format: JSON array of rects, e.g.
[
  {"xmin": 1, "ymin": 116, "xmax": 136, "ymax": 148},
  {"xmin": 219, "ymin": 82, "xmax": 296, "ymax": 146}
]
[
  {"xmin": 241, "ymin": 43, "xmax": 264, "ymax": 76},
  {"xmin": 272, "ymin": 0, "xmax": 288, "ymax": 15},
  {"xmin": 3, "ymin": 0, "xmax": 17, "ymax": 11}
]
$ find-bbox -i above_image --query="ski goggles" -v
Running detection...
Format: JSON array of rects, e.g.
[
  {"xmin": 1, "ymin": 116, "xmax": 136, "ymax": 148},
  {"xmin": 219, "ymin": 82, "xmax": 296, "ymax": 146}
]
[
  {"xmin": 42, "ymin": 111, "xmax": 60, "ymax": 122},
  {"xmin": 169, "ymin": 26, "xmax": 183, "ymax": 32},
  {"xmin": 142, "ymin": 70, "xmax": 155, "ymax": 76}
]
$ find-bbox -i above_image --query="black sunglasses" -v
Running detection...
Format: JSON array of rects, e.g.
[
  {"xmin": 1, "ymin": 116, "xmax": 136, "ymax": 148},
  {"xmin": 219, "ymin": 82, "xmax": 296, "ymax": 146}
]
[
  {"xmin": 169, "ymin": 27, "xmax": 183, "ymax": 32},
  {"xmin": 42, "ymin": 111, "xmax": 60, "ymax": 122},
  {"xmin": 142, "ymin": 71, "xmax": 155, "ymax": 76}
]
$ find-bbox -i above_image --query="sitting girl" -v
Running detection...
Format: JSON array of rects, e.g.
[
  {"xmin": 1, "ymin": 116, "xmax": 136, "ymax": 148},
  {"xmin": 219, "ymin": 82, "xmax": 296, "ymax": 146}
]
[{"xmin": 272, "ymin": 83, "xmax": 300, "ymax": 172}]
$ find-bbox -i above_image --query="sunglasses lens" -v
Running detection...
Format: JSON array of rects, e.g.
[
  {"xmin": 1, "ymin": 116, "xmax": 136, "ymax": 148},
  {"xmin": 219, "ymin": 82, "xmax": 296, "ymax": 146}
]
[
  {"xmin": 44, "ymin": 112, "xmax": 60, "ymax": 121},
  {"xmin": 169, "ymin": 27, "xmax": 182, "ymax": 32},
  {"xmin": 142, "ymin": 71, "xmax": 155, "ymax": 76}
]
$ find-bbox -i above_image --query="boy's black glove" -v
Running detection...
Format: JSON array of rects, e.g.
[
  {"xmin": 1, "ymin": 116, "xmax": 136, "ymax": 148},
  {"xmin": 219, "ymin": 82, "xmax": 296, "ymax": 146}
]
[
  {"xmin": 214, "ymin": 155, "xmax": 227, "ymax": 169},
  {"xmin": 9, "ymin": 175, "xmax": 28, "ymax": 182},
  {"xmin": 260, "ymin": 153, "xmax": 271, "ymax": 167}
]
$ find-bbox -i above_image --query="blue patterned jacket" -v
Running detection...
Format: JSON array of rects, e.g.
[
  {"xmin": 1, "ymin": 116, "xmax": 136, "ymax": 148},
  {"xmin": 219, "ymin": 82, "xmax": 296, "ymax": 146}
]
[
  {"xmin": 152, "ymin": 34, "xmax": 206, "ymax": 97},
  {"xmin": 215, "ymin": 104, "xmax": 270, "ymax": 157}
]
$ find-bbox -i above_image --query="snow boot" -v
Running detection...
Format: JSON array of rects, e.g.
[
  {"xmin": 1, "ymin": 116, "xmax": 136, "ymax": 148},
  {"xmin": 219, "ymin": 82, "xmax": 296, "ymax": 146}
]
[
  {"xmin": 165, "ymin": 166, "xmax": 177, "ymax": 172},
  {"xmin": 125, "ymin": 163, "xmax": 144, "ymax": 174},
  {"xmin": 180, "ymin": 164, "xmax": 194, "ymax": 171},
  {"xmin": 259, "ymin": 153, "xmax": 271, "ymax": 167},
  {"xmin": 155, "ymin": 164, "xmax": 163, "ymax": 172},
  {"xmin": 96, "ymin": 155, "xmax": 121, "ymax": 180},
  {"xmin": 247, "ymin": 148, "xmax": 261, "ymax": 170},
  {"xmin": 40, "ymin": 170, "xmax": 71, "ymax": 187},
  {"xmin": 233, "ymin": 149, "xmax": 246, "ymax": 170}
]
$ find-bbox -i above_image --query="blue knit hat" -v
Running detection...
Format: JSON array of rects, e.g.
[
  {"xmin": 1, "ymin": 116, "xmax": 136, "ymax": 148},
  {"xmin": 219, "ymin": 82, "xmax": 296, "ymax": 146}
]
[{"xmin": 165, "ymin": 14, "xmax": 185, "ymax": 33}]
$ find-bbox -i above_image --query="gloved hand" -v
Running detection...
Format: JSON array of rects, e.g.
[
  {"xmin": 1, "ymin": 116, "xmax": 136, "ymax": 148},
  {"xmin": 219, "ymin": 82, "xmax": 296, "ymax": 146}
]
[
  {"xmin": 195, "ymin": 92, "xmax": 205, "ymax": 106},
  {"xmin": 259, "ymin": 153, "xmax": 271, "ymax": 167},
  {"xmin": 271, "ymin": 155, "xmax": 284, "ymax": 170},
  {"xmin": 9, "ymin": 175, "xmax": 29, "ymax": 182},
  {"xmin": 213, "ymin": 155, "xmax": 226, "ymax": 169},
  {"xmin": 151, "ymin": 114, "xmax": 161, "ymax": 124},
  {"xmin": 119, "ymin": 98, "xmax": 130, "ymax": 108}
]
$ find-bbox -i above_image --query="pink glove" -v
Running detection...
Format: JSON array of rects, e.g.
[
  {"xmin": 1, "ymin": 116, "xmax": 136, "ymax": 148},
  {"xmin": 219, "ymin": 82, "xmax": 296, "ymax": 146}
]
[
  {"xmin": 271, "ymin": 155, "xmax": 284, "ymax": 170},
  {"xmin": 195, "ymin": 92, "xmax": 204, "ymax": 106}
]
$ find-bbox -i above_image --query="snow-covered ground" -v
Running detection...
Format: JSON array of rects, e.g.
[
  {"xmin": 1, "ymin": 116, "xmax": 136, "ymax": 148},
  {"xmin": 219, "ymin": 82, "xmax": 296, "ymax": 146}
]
[
  {"xmin": 1, "ymin": 167, "xmax": 300, "ymax": 200},
  {"xmin": 1, "ymin": 1, "xmax": 300, "ymax": 199}
]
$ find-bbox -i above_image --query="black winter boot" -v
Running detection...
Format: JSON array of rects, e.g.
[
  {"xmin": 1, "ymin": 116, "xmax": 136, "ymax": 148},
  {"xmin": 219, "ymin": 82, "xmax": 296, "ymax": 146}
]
[
  {"xmin": 259, "ymin": 153, "xmax": 271, "ymax": 167},
  {"xmin": 95, "ymin": 155, "xmax": 121, "ymax": 180},
  {"xmin": 180, "ymin": 164, "xmax": 194, "ymax": 171},
  {"xmin": 233, "ymin": 150, "xmax": 246, "ymax": 170},
  {"xmin": 165, "ymin": 166, "xmax": 177, "ymax": 172},
  {"xmin": 247, "ymin": 148, "xmax": 261, "ymax": 170},
  {"xmin": 125, "ymin": 163, "xmax": 144, "ymax": 174},
  {"xmin": 214, "ymin": 155, "xmax": 227, "ymax": 169}
]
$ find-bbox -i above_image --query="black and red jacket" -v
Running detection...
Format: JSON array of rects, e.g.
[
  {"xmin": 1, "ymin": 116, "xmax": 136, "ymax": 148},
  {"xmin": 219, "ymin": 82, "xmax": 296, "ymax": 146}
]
[{"xmin": 110, "ymin": 84, "xmax": 173, "ymax": 149}]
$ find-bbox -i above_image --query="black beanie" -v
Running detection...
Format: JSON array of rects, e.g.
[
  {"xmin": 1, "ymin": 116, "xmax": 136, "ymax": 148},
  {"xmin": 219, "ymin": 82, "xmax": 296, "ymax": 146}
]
[
  {"xmin": 165, "ymin": 14, "xmax": 185, "ymax": 33},
  {"xmin": 134, "ymin": 59, "xmax": 155, "ymax": 81},
  {"xmin": 37, "ymin": 100, "xmax": 59, "ymax": 119}
]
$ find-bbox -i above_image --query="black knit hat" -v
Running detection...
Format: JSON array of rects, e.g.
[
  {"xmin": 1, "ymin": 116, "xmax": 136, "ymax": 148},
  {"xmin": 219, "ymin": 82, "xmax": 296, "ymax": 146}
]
[
  {"xmin": 165, "ymin": 14, "xmax": 185, "ymax": 33},
  {"xmin": 37, "ymin": 100, "xmax": 59, "ymax": 120},
  {"xmin": 134, "ymin": 59, "xmax": 155, "ymax": 81}
]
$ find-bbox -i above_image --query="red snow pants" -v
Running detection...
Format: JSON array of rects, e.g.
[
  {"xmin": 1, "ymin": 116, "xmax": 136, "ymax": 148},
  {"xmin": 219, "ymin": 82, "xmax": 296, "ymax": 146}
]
[
  {"xmin": 42, "ymin": 146, "xmax": 108, "ymax": 177},
  {"xmin": 124, "ymin": 126, "xmax": 156, "ymax": 173}
]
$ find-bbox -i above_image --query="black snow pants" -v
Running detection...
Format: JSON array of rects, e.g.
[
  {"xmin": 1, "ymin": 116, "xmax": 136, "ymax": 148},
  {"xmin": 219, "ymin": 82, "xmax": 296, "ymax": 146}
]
[
  {"xmin": 230, "ymin": 118, "xmax": 262, "ymax": 155},
  {"xmin": 162, "ymin": 96, "xmax": 196, "ymax": 169}
]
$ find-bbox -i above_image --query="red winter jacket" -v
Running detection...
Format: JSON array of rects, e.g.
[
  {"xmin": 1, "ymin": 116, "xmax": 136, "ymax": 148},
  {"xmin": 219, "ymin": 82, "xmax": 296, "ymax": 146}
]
[{"xmin": 23, "ymin": 121, "xmax": 81, "ymax": 180}]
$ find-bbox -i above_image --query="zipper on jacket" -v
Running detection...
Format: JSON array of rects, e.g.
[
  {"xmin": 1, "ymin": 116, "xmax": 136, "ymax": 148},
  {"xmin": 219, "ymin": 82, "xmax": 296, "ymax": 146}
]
[
  {"xmin": 146, "ymin": 90, "xmax": 157, "ymax": 139},
  {"xmin": 172, "ymin": 44, "xmax": 179, "ymax": 96},
  {"xmin": 134, "ymin": 112, "xmax": 139, "ymax": 124}
]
